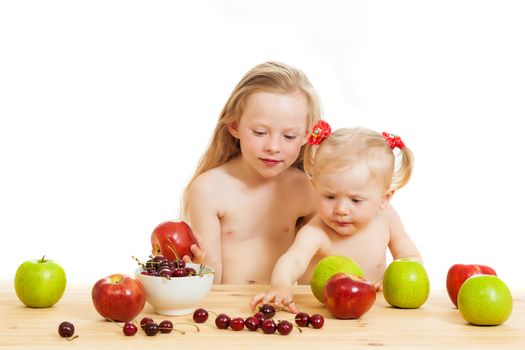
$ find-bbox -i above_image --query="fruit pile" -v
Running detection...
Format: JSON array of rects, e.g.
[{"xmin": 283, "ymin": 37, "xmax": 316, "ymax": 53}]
[
  {"xmin": 192, "ymin": 304, "xmax": 324, "ymax": 336},
  {"xmin": 136, "ymin": 255, "xmax": 201, "ymax": 278}
]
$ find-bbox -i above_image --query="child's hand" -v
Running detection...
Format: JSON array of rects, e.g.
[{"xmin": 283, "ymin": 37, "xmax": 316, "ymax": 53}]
[
  {"xmin": 181, "ymin": 231, "xmax": 207, "ymax": 264},
  {"xmin": 374, "ymin": 279, "xmax": 383, "ymax": 292},
  {"xmin": 250, "ymin": 285, "xmax": 300, "ymax": 314}
]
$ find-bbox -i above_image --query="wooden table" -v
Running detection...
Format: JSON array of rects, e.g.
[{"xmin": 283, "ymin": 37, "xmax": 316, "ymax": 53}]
[{"xmin": 1, "ymin": 283, "xmax": 524, "ymax": 349}]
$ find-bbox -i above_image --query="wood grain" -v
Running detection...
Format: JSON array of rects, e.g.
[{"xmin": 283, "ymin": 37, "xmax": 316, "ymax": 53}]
[{"xmin": 1, "ymin": 283, "xmax": 523, "ymax": 349}]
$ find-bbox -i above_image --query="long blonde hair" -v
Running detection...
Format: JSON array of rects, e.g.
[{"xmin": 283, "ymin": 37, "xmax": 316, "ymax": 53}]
[
  {"xmin": 304, "ymin": 127, "xmax": 414, "ymax": 192},
  {"xmin": 181, "ymin": 61, "xmax": 321, "ymax": 220}
]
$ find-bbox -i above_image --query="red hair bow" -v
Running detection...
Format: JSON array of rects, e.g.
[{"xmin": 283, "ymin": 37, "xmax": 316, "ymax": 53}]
[
  {"xmin": 382, "ymin": 132, "xmax": 405, "ymax": 150},
  {"xmin": 307, "ymin": 120, "xmax": 332, "ymax": 145}
]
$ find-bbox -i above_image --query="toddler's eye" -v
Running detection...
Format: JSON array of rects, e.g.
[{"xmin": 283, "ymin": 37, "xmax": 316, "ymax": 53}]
[
  {"xmin": 324, "ymin": 195, "xmax": 335, "ymax": 200},
  {"xmin": 352, "ymin": 198, "xmax": 362, "ymax": 204}
]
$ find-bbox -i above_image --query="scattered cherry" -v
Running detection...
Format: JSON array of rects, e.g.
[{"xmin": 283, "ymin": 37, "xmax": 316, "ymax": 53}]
[
  {"xmin": 261, "ymin": 318, "xmax": 277, "ymax": 334},
  {"xmin": 193, "ymin": 308, "xmax": 209, "ymax": 323},
  {"xmin": 123, "ymin": 322, "xmax": 138, "ymax": 336},
  {"xmin": 258, "ymin": 304, "xmax": 276, "ymax": 319},
  {"xmin": 244, "ymin": 316, "xmax": 259, "ymax": 331},
  {"xmin": 215, "ymin": 313, "xmax": 231, "ymax": 329},
  {"xmin": 58, "ymin": 321, "xmax": 75, "ymax": 338},
  {"xmin": 309, "ymin": 314, "xmax": 324, "ymax": 329},
  {"xmin": 229, "ymin": 317, "xmax": 245, "ymax": 331},
  {"xmin": 277, "ymin": 320, "xmax": 293, "ymax": 335},
  {"xmin": 294, "ymin": 312, "xmax": 310, "ymax": 327},
  {"xmin": 140, "ymin": 317, "xmax": 154, "ymax": 330},
  {"xmin": 144, "ymin": 322, "xmax": 160, "ymax": 336},
  {"xmin": 159, "ymin": 320, "xmax": 173, "ymax": 334}
]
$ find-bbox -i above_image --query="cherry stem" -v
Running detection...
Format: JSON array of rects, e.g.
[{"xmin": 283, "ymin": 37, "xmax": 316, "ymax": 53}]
[
  {"xmin": 131, "ymin": 256, "xmax": 146, "ymax": 270},
  {"xmin": 66, "ymin": 335, "xmax": 79, "ymax": 341},
  {"xmin": 105, "ymin": 317, "xmax": 124, "ymax": 328},
  {"xmin": 41, "ymin": 255, "xmax": 46, "ymax": 263},
  {"xmin": 174, "ymin": 323, "xmax": 200, "ymax": 332},
  {"xmin": 165, "ymin": 240, "xmax": 180, "ymax": 260}
]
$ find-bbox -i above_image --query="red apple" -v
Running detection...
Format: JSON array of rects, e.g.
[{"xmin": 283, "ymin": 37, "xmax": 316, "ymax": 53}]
[
  {"xmin": 323, "ymin": 273, "xmax": 376, "ymax": 319},
  {"xmin": 151, "ymin": 221, "xmax": 197, "ymax": 261},
  {"xmin": 92, "ymin": 274, "xmax": 146, "ymax": 322},
  {"xmin": 446, "ymin": 264, "xmax": 497, "ymax": 307}
]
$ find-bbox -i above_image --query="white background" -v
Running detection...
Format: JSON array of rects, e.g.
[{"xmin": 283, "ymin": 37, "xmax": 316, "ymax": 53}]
[{"xmin": 1, "ymin": 1, "xmax": 524, "ymax": 290}]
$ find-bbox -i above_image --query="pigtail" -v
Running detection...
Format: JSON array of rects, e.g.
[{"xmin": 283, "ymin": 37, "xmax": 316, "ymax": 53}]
[{"xmin": 391, "ymin": 145, "xmax": 414, "ymax": 190}]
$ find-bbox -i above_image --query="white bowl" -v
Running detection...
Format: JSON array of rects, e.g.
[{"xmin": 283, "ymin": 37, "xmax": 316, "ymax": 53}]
[{"xmin": 135, "ymin": 263, "xmax": 214, "ymax": 316}]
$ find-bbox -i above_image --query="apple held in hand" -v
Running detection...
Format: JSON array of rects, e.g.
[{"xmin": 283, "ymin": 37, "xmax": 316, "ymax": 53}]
[
  {"xmin": 383, "ymin": 258, "xmax": 430, "ymax": 309},
  {"xmin": 324, "ymin": 273, "xmax": 376, "ymax": 319},
  {"xmin": 14, "ymin": 255, "xmax": 67, "ymax": 308},
  {"xmin": 446, "ymin": 263, "xmax": 497, "ymax": 307},
  {"xmin": 151, "ymin": 221, "xmax": 197, "ymax": 261},
  {"xmin": 458, "ymin": 275, "xmax": 512, "ymax": 326},
  {"xmin": 92, "ymin": 274, "xmax": 146, "ymax": 322}
]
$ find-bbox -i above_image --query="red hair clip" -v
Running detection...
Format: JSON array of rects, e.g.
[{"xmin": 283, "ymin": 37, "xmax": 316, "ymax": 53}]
[
  {"xmin": 308, "ymin": 120, "xmax": 332, "ymax": 145},
  {"xmin": 382, "ymin": 132, "xmax": 405, "ymax": 150}
]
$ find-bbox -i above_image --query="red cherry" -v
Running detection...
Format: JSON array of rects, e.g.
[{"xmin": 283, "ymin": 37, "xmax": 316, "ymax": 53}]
[
  {"xmin": 261, "ymin": 319, "xmax": 277, "ymax": 334},
  {"xmin": 310, "ymin": 314, "xmax": 324, "ymax": 329},
  {"xmin": 277, "ymin": 320, "xmax": 293, "ymax": 335},
  {"xmin": 294, "ymin": 312, "xmax": 310, "ymax": 327},
  {"xmin": 193, "ymin": 308, "xmax": 209, "ymax": 323},
  {"xmin": 244, "ymin": 316, "xmax": 259, "ymax": 331},
  {"xmin": 215, "ymin": 314, "xmax": 231, "ymax": 329},
  {"xmin": 229, "ymin": 317, "xmax": 245, "ymax": 331},
  {"xmin": 159, "ymin": 320, "xmax": 173, "ymax": 333},
  {"xmin": 123, "ymin": 322, "xmax": 138, "ymax": 336}
]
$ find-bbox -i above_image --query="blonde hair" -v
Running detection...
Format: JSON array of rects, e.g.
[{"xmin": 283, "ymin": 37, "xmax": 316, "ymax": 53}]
[
  {"xmin": 181, "ymin": 61, "xmax": 321, "ymax": 220},
  {"xmin": 304, "ymin": 127, "xmax": 413, "ymax": 191}
]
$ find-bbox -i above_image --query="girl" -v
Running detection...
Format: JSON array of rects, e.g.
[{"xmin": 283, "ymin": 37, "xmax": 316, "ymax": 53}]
[
  {"xmin": 250, "ymin": 121, "xmax": 422, "ymax": 312},
  {"xmin": 181, "ymin": 61, "xmax": 321, "ymax": 284}
]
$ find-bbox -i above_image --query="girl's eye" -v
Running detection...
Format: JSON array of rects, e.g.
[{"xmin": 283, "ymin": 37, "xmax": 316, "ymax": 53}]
[
  {"xmin": 253, "ymin": 130, "xmax": 266, "ymax": 136},
  {"xmin": 284, "ymin": 134, "xmax": 297, "ymax": 140}
]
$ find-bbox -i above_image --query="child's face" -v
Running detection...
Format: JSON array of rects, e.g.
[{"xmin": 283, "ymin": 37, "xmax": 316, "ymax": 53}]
[
  {"xmin": 229, "ymin": 90, "xmax": 309, "ymax": 178},
  {"xmin": 314, "ymin": 162, "xmax": 390, "ymax": 236}
]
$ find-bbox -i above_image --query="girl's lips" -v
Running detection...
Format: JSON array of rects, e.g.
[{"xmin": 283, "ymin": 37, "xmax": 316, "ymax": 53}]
[{"xmin": 260, "ymin": 158, "xmax": 282, "ymax": 166}]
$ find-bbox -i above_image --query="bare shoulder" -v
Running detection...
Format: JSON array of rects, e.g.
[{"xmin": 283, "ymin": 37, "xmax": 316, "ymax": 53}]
[
  {"xmin": 296, "ymin": 215, "xmax": 328, "ymax": 241},
  {"xmin": 381, "ymin": 203, "xmax": 402, "ymax": 223},
  {"xmin": 280, "ymin": 168, "xmax": 315, "ymax": 201},
  {"xmin": 188, "ymin": 166, "xmax": 232, "ymax": 203}
]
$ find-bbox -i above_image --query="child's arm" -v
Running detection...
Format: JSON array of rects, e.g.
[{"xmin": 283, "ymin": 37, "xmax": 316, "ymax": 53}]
[
  {"xmin": 250, "ymin": 223, "xmax": 324, "ymax": 313},
  {"xmin": 386, "ymin": 205, "xmax": 422, "ymax": 262},
  {"xmin": 187, "ymin": 177, "xmax": 223, "ymax": 283}
]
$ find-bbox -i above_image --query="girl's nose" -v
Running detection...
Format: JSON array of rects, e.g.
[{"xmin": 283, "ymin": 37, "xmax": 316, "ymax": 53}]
[{"xmin": 264, "ymin": 137, "xmax": 280, "ymax": 153}]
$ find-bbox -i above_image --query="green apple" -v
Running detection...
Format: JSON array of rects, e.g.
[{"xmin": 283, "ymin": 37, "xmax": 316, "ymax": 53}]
[
  {"xmin": 310, "ymin": 255, "xmax": 364, "ymax": 303},
  {"xmin": 458, "ymin": 275, "xmax": 512, "ymax": 326},
  {"xmin": 14, "ymin": 256, "xmax": 67, "ymax": 308},
  {"xmin": 383, "ymin": 258, "xmax": 429, "ymax": 309}
]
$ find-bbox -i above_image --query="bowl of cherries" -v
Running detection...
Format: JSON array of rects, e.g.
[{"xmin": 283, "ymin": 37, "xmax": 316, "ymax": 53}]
[{"xmin": 135, "ymin": 255, "xmax": 214, "ymax": 316}]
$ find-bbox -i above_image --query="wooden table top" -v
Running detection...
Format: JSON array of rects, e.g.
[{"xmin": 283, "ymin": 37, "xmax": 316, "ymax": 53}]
[{"xmin": 1, "ymin": 283, "xmax": 524, "ymax": 349}]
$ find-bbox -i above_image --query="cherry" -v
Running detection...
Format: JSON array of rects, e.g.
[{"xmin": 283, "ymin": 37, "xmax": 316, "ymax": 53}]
[
  {"xmin": 277, "ymin": 320, "xmax": 293, "ymax": 335},
  {"xmin": 260, "ymin": 319, "xmax": 277, "ymax": 334},
  {"xmin": 144, "ymin": 322, "xmax": 160, "ymax": 336},
  {"xmin": 309, "ymin": 314, "xmax": 324, "ymax": 329},
  {"xmin": 215, "ymin": 313, "xmax": 231, "ymax": 329},
  {"xmin": 172, "ymin": 267, "xmax": 189, "ymax": 277},
  {"xmin": 185, "ymin": 267, "xmax": 197, "ymax": 276},
  {"xmin": 123, "ymin": 322, "xmax": 138, "ymax": 336},
  {"xmin": 140, "ymin": 317, "xmax": 154, "ymax": 330},
  {"xmin": 193, "ymin": 308, "xmax": 209, "ymax": 323},
  {"xmin": 258, "ymin": 304, "xmax": 276, "ymax": 319},
  {"xmin": 58, "ymin": 321, "xmax": 75, "ymax": 338},
  {"xmin": 229, "ymin": 317, "xmax": 245, "ymax": 331},
  {"xmin": 294, "ymin": 312, "xmax": 310, "ymax": 327},
  {"xmin": 244, "ymin": 316, "xmax": 259, "ymax": 331},
  {"xmin": 159, "ymin": 320, "xmax": 173, "ymax": 333},
  {"xmin": 253, "ymin": 311, "xmax": 265, "ymax": 325}
]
